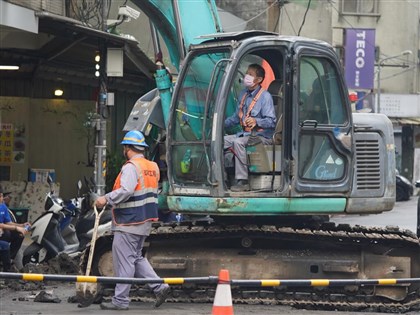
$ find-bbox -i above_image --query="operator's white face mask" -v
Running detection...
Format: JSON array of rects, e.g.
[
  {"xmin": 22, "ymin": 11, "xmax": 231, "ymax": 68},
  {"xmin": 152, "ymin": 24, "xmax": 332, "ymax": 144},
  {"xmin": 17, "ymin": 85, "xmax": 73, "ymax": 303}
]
[{"xmin": 243, "ymin": 74, "xmax": 255, "ymax": 88}]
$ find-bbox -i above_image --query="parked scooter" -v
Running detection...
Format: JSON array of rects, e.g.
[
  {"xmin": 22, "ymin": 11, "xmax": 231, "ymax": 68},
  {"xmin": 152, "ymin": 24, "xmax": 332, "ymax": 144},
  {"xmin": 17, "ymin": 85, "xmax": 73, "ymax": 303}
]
[
  {"xmin": 20, "ymin": 177, "xmax": 112, "ymax": 266},
  {"xmin": 72, "ymin": 178, "xmax": 112, "ymax": 253}
]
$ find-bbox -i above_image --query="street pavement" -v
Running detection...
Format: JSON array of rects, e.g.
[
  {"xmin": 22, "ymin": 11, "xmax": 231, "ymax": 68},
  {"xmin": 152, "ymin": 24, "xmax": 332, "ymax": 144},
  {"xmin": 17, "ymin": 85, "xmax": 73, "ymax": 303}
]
[
  {"xmin": 1, "ymin": 282, "xmax": 419, "ymax": 315},
  {"xmin": 331, "ymin": 194, "xmax": 418, "ymax": 233},
  {"xmin": 1, "ymin": 197, "xmax": 419, "ymax": 315}
]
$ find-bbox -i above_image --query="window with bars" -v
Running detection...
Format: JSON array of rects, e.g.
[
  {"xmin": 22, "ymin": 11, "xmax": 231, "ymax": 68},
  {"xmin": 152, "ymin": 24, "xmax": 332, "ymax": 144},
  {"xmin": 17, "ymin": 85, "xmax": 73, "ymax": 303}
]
[{"xmin": 340, "ymin": 0, "xmax": 379, "ymax": 16}]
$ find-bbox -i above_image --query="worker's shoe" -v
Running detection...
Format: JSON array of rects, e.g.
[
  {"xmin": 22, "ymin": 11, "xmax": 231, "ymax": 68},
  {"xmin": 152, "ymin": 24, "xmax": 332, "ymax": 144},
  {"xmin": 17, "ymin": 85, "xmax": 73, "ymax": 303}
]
[
  {"xmin": 230, "ymin": 180, "xmax": 249, "ymax": 192},
  {"xmin": 100, "ymin": 302, "xmax": 129, "ymax": 311},
  {"xmin": 154, "ymin": 286, "xmax": 171, "ymax": 308}
]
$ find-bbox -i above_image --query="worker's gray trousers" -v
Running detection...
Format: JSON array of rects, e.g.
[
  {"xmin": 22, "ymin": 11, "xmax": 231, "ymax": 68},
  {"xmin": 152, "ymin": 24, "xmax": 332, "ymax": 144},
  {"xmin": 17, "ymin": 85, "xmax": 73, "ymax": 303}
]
[
  {"xmin": 224, "ymin": 134, "xmax": 272, "ymax": 180},
  {"xmin": 112, "ymin": 231, "xmax": 169, "ymax": 308}
]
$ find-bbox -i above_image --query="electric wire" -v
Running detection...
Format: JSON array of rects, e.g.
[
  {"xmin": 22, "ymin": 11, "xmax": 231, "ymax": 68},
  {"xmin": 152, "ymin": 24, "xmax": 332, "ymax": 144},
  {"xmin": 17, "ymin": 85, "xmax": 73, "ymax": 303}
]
[
  {"xmin": 272, "ymin": 0, "xmax": 281, "ymax": 32},
  {"xmin": 327, "ymin": 1, "xmax": 377, "ymax": 54},
  {"xmin": 222, "ymin": 0, "xmax": 278, "ymax": 31},
  {"xmin": 379, "ymin": 66, "xmax": 416, "ymax": 82},
  {"xmin": 282, "ymin": 5, "xmax": 297, "ymax": 35},
  {"xmin": 328, "ymin": 0, "xmax": 417, "ymax": 66},
  {"xmin": 298, "ymin": 0, "xmax": 312, "ymax": 36},
  {"xmin": 328, "ymin": 0, "xmax": 417, "ymax": 95}
]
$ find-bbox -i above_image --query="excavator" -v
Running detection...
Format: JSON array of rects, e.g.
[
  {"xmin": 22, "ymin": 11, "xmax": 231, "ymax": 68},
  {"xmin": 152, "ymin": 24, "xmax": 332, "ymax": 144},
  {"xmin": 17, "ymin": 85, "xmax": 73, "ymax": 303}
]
[{"xmin": 82, "ymin": 0, "xmax": 420, "ymax": 311}]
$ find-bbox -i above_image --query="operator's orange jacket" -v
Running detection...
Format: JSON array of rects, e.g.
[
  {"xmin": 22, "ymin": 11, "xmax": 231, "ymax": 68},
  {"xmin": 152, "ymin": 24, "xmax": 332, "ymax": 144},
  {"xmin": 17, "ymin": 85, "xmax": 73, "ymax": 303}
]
[{"xmin": 112, "ymin": 157, "xmax": 160, "ymax": 225}]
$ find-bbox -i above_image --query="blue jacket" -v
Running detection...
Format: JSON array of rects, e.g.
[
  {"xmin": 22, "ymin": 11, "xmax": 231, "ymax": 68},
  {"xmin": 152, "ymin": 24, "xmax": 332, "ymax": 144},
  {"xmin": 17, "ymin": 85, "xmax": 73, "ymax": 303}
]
[
  {"xmin": 0, "ymin": 203, "xmax": 11, "ymax": 224},
  {"xmin": 225, "ymin": 86, "xmax": 276, "ymax": 139}
]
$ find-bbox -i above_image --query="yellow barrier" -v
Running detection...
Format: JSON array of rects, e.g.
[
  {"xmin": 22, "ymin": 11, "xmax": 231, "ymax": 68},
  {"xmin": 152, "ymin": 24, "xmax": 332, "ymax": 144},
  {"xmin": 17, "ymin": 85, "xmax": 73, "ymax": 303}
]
[{"xmin": 1, "ymin": 271, "xmax": 420, "ymax": 287}]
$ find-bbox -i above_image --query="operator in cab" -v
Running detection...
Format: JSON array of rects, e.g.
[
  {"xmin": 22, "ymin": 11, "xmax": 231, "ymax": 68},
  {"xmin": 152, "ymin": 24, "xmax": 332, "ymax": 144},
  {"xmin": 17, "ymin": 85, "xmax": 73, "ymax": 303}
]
[{"xmin": 224, "ymin": 63, "xmax": 276, "ymax": 192}]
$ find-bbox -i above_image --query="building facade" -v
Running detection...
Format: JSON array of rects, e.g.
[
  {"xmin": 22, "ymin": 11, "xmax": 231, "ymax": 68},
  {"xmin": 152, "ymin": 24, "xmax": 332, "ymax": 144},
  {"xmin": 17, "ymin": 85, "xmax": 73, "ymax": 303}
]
[
  {"xmin": 266, "ymin": 0, "xmax": 420, "ymax": 181},
  {"xmin": 0, "ymin": 0, "xmax": 155, "ymax": 198},
  {"xmin": 2, "ymin": 0, "xmax": 420, "ymax": 200}
]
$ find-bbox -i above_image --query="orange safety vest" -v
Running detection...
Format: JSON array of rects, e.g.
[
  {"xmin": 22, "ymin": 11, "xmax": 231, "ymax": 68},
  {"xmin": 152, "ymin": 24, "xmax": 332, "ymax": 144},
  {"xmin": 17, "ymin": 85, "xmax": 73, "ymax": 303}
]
[
  {"xmin": 112, "ymin": 157, "xmax": 160, "ymax": 226},
  {"xmin": 238, "ymin": 87, "xmax": 265, "ymax": 132}
]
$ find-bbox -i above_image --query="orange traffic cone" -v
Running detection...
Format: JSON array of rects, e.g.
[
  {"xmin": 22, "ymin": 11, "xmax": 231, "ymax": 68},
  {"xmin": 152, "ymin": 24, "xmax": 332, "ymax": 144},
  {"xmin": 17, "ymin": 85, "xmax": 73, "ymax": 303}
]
[{"xmin": 212, "ymin": 269, "xmax": 234, "ymax": 315}]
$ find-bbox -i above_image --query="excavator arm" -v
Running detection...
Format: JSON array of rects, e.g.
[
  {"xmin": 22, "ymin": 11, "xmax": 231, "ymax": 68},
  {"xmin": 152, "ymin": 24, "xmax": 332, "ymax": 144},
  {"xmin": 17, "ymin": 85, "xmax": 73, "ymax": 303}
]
[
  {"xmin": 124, "ymin": 0, "xmax": 223, "ymax": 132},
  {"xmin": 131, "ymin": 0, "xmax": 222, "ymax": 70}
]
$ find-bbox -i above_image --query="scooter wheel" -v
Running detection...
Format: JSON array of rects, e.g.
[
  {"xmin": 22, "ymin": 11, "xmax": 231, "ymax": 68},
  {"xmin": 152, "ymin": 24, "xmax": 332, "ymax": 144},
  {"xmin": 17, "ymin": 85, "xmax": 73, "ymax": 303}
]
[
  {"xmin": 22, "ymin": 243, "xmax": 49, "ymax": 265},
  {"xmin": 91, "ymin": 243, "xmax": 113, "ymax": 277}
]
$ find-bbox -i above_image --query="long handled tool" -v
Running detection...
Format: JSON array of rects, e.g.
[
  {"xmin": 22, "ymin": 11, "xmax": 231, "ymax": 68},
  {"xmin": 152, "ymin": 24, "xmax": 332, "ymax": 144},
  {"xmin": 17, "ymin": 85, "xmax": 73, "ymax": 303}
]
[{"xmin": 77, "ymin": 205, "xmax": 105, "ymax": 308}]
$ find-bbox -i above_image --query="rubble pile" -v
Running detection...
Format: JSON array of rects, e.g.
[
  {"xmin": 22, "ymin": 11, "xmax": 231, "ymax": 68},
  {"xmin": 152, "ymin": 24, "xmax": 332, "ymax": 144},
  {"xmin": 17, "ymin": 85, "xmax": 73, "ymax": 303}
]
[
  {"xmin": 21, "ymin": 253, "xmax": 80, "ymax": 275},
  {"xmin": 1, "ymin": 253, "xmax": 80, "ymax": 292},
  {"xmin": 0, "ymin": 253, "xmax": 82, "ymax": 304}
]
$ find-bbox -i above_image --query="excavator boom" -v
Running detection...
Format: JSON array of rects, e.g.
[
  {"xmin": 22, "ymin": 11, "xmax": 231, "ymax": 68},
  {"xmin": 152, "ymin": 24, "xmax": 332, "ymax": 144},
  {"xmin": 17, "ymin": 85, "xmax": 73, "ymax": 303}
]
[{"xmin": 131, "ymin": 0, "xmax": 222, "ymax": 69}]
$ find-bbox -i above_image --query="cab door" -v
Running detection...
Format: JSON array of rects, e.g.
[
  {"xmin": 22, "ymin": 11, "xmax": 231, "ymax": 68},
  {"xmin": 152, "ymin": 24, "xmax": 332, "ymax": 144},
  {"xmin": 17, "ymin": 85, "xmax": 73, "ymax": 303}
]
[
  {"xmin": 167, "ymin": 49, "xmax": 230, "ymax": 195},
  {"xmin": 292, "ymin": 48, "xmax": 353, "ymax": 194}
]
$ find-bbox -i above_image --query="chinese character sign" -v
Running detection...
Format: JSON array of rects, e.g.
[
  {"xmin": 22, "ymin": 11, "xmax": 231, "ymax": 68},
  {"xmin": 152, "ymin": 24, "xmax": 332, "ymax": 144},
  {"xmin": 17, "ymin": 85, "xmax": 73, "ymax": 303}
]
[
  {"xmin": 0, "ymin": 124, "xmax": 14, "ymax": 165},
  {"xmin": 344, "ymin": 29, "xmax": 375, "ymax": 89}
]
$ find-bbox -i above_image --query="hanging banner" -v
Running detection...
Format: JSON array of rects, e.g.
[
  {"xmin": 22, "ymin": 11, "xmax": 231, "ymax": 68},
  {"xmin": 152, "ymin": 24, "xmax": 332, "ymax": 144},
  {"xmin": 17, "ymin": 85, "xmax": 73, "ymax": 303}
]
[
  {"xmin": 344, "ymin": 28, "xmax": 375, "ymax": 89},
  {"xmin": 0, "ymin": 123, "xmax": 14, "ymax": 165}
]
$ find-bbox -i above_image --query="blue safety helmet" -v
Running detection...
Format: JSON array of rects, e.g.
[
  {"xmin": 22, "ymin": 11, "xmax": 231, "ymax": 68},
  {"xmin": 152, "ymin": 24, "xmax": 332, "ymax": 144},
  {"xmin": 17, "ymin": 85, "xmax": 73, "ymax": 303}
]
[{"xmin": 121, "ymin": 130, "xmax": 148, "ymax": 148}]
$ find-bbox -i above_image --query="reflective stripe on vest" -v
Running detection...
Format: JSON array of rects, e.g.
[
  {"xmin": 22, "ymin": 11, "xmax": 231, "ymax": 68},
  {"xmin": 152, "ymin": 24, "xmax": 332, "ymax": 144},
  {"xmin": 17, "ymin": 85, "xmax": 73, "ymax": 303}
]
[
  {"xmin": 112, "ymin": 157, "xmax": 159, "ymax": 226},
  {"xmin": 238, "ymin": 87, "xmax": 265, "ymax": 132}
]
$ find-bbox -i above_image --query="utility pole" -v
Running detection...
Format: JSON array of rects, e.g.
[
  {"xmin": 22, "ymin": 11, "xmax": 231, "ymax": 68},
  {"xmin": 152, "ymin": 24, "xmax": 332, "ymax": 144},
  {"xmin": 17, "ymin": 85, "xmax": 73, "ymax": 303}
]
[
  {"xmin": 267, "ymin": 0, "xmax": 286, "ymax": 33},
  {"xmin": 93, "ymin": 0, "xmax": 108, "ymax": 195},
  {"xmin": 376, "ymin": 50, "xmax": 412, "ymax": 113}
]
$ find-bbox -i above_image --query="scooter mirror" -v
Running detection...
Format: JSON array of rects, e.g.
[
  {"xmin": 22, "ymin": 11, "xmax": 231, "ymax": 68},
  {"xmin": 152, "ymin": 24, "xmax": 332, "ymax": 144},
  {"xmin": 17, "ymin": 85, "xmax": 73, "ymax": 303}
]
[{"xmin": 47, "ymin": 175, "xmax": 54, "ymax": 192}]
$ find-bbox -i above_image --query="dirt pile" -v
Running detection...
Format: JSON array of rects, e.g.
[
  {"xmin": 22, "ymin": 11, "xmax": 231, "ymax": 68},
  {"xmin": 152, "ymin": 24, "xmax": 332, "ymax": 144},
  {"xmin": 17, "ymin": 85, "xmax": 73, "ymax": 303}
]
[
  {"xmin": 21, "ymin": 253, "xmax": 80, "ymax": 275},
  {"xmin": 1, "ymin": 253, "xmax": 80, "ymax": 292}
]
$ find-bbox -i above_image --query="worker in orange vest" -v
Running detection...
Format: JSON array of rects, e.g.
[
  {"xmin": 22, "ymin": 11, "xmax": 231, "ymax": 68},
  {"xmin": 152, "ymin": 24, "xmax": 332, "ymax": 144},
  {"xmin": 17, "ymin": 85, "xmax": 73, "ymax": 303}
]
[{"xmin": 95, "ymin": 130, "xmax": 170, "ymax": 311}]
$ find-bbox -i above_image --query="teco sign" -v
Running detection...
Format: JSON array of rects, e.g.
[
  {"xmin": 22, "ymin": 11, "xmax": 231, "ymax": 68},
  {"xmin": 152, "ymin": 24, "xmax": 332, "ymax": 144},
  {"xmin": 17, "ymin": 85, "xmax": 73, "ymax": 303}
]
[{"xmin": 344, "ymin": 29, "xmax": 375, "ymax": 89}]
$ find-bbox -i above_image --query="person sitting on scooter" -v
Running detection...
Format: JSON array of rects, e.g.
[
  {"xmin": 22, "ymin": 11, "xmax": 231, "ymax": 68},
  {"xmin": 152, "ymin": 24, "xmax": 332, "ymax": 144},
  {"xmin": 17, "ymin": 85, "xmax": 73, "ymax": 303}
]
[{"xmin": 0, "ymin": 190, "xmax": 30, "ymax": 271}]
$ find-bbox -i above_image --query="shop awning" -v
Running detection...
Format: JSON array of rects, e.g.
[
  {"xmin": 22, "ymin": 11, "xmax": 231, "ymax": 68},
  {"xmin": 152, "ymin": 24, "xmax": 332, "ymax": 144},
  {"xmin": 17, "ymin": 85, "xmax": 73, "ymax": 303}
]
[{"xmin": 389, "ymin": 117, "xmax": 420, "ymax": 126}]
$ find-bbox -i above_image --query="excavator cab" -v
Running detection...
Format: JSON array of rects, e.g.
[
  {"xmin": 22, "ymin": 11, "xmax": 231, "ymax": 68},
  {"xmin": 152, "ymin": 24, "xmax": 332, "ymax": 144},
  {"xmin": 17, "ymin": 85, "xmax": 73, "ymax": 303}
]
[
  {"xmin": 126, "ymin": 32, "xmax": 394, "ymax": 215},
  {"xmin": 167, "ymin": 32, "xmax": 355, "ymax": 205}
]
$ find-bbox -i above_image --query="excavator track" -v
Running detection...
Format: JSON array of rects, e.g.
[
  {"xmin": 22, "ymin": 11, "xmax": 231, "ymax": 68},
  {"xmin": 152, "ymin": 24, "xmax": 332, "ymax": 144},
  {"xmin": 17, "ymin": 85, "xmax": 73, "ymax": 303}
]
[
  {"xmin": 123, "ymin": 284, "xmax": 420, "ymax": 313},
  {"xmin": 149, "ymin": 220, "xmax": 419, "ymax": 246},
  {"xmin": 84, "ymin": 221, "xmax": 420, "ymax": 312}
]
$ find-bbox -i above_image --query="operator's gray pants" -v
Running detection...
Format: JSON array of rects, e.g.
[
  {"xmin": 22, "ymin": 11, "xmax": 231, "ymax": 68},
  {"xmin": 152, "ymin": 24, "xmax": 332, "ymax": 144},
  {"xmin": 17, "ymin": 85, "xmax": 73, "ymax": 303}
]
[
  {"xmin": 224, "ymin": 134, "xmax": 272, "ymax": 180},
  {"xmin": 112, "ymin": 231, "xmax": 168, "ymax": 308}
]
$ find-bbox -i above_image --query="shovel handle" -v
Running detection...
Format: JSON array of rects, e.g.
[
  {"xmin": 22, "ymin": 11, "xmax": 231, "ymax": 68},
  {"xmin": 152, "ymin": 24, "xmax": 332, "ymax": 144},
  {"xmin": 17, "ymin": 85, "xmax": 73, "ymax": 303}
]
[{"xmin": 84, "ymin": 205, "xmax": 105, "ymax": 277}]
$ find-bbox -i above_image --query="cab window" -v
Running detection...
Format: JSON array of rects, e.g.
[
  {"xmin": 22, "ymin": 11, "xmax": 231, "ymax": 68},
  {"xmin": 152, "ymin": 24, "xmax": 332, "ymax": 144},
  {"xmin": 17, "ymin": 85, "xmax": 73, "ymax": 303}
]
[{"xmin": 299, "ymin": 57, "xmax": 346, "ymax": 125}]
